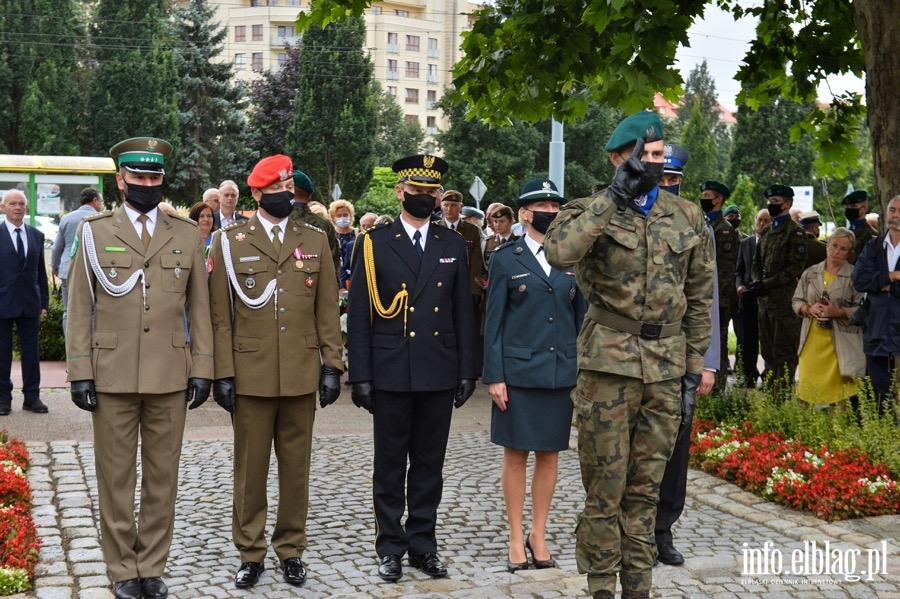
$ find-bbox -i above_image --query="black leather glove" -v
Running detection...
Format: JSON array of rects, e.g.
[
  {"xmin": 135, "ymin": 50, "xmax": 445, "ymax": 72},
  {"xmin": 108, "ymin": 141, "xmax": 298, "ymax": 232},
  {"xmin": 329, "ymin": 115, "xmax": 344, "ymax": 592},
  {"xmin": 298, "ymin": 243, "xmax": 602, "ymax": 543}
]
[
  {"xmin": 351, "ymin": 381, "xmax": 374, "ymax": 414},
  {"xmin": 745, "ymin": 280, "xmax": 765, "ymax": 295},
  {"xmin": 606, "ymin": 137, "xmax": 646, "ymax": 212},
  {"xmin": 319, "ymin": 365, "xmax": 342, "ymax": 408},
  {"xmin": 186, "ymin": 377, "xmax": 212, "ymax": 410},
  {"xmin": 454, "ymin": 378, "xmax": 477, "ymax": 408},
  {"xmin": 71, "ymin": 380, "xmax": 98, "ymax": 412},
  {"xmin": 678, "ymin": 371, "xmax": 701, "ymax": 440},
  {"xmin": 213, "ymin": 377, "xmax": 236, "ymax": 413}
]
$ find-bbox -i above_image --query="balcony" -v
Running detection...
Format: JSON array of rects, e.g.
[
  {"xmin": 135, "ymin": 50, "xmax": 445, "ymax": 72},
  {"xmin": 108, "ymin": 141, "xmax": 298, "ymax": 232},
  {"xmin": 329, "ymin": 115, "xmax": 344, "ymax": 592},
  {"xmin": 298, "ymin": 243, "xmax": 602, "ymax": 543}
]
[
  {"xmin": 427, "ymin": 49, "xmax": 439, "ymax": 59},
  {"xmin": 387, "ymin": 43, "xmax": 399, "ymax": 54},
  {"xmin": 386, "ymin": 69, "xmax": 400, "ymax": 80},
  {"xmin": 427, "ymin": 75, "xmax": 438, "ymax": 84},
  {"xmin": 426, "ymin": 127, "xmax": 438, "ymax": 135},
  {"xmin": 271, "ymin": 35, "xmax": 301, "ymax": 47}
]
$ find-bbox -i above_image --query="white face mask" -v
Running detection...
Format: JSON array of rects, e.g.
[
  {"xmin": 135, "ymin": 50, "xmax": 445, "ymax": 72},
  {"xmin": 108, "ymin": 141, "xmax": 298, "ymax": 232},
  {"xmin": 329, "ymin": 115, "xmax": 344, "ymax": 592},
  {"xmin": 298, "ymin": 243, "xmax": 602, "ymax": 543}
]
[{"xmin": 335, "ymin": 217, "xmax": 351, "ymax": 228}]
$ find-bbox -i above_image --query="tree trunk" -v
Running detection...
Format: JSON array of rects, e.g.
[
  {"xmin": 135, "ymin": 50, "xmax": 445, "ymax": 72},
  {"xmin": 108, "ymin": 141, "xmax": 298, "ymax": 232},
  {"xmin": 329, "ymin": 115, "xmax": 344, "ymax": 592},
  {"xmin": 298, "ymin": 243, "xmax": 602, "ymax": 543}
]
[{"xmin": 855, "ymin": 0, "xmax": 900, "ymax": 215}]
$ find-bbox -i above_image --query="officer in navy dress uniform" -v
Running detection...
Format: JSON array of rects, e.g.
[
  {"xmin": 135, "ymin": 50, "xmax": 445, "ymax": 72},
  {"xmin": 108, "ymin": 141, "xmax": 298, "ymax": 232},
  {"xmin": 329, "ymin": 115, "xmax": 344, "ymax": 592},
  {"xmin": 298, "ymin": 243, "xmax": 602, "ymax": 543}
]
[
  {"xmin": 347, "ymin": 154, "xmax": 478, "ymax": 583},
  {"xmin": 484, "ymin": 178, "xmax": 587, "ymax": 572}
]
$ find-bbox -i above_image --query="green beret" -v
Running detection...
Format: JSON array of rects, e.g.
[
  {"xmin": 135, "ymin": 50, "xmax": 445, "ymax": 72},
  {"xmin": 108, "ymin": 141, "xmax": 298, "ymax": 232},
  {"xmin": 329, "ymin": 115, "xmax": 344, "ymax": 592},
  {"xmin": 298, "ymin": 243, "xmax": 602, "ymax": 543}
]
[
  {"xmin": 293, "ymin": 170, "xmax": 315, "ymax": 194},
  {"xmin": 764, "ymin": 184, "xmax": 794, "ymax": 199},
  {"xmin": 723, "ymin": 205, "xmax": 740, "ymax": 216},
  {"xmin": 604, "ymin": 111, "xmax": 664, "ymax": 152},
  {"xmin": 700, "ymin": 180, "xmax": 731, "ymax": 198},
  {"xmin": 842, "ymin": 190, "xmax": 868, "ymax": 205}
]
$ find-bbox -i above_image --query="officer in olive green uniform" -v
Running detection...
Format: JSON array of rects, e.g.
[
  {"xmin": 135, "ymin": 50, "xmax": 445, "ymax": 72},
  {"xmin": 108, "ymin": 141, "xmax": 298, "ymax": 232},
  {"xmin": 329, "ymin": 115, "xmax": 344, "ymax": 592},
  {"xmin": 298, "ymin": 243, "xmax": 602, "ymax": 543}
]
[
  {"xmin": 699, "ymin": 181, "xmax": 740, "ymax": 391},
  {"xmin": 544, "ymin": 112, "xmax": 714, "ymax": 599},
  {"xmin": 843, "ymin": 190, "xmax": 877, "ymax": 264},
  {"xmin": 799, "ymin": 210, "xmax": 827, "ymax": 268},
  {"xmin": 289, "ymin": 170, "xmax": 341, "ymax": 283},
  {"xmin": 209, "ymin": 155, "xmax": 343, "ymax": 590},
  {"xmin": 749, "ymin": 184, "xmax": 807, "ymax": 393},
  {"xmin": 66, "ymin": 137, "xmax": 213, "ymax": 599}
]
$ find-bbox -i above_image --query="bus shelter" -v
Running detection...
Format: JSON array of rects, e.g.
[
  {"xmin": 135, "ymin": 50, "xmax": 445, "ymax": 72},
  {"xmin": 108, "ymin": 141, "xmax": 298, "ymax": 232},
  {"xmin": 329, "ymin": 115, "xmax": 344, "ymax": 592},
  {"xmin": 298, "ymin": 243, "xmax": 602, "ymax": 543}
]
[{"xmin": 0, "ymin": 154, "xmax": 117, "ymax": 224}]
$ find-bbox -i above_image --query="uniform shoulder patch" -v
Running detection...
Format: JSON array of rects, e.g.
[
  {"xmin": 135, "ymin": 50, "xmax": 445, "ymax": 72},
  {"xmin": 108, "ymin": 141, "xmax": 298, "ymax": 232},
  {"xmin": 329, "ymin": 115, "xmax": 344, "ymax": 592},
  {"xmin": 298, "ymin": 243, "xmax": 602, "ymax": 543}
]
[
  {"xmin": 434, "ymin": 222, "xmax": 463, "ymax": 236},
  {"xmin": 300, "ymin": 222, "xmax": 325, "ymax": 234},
  {"xmin": 224, "ymin": 219, "xmax": 247, "ymax": 230},
  {"xmin": 360, "ymin": 222, "xmax": 388, "ymax": 236},
  {"xmin": 166, "ymin": 213, "xmax": 196, "ymax": 225},
  {"xmin": 85, "ymin": 211, "xmax": 112, "ymax": 221},
  {"xmin": 494, "ymin": 238, "xmax": 516, "ymax": 253}
]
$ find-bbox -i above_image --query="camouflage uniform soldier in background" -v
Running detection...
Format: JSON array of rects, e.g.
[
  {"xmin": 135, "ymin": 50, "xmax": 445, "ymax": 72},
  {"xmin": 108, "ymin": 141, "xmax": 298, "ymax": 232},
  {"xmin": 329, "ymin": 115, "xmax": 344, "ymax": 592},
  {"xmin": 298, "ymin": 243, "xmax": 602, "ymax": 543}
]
[
  {"xmin": 699, "ymin": 181, "xmax": 739, "ymax": 392},
  {"xmin": 748, "ymin": 185, "xmax": 807, "ymax": 394},
  {"xmin": 842, "ymin": 190, "xmax": 877, "ymax": 264},
  {"xmin": 544, "ymin": 111, "xmax": 714, "ymax": 599}
]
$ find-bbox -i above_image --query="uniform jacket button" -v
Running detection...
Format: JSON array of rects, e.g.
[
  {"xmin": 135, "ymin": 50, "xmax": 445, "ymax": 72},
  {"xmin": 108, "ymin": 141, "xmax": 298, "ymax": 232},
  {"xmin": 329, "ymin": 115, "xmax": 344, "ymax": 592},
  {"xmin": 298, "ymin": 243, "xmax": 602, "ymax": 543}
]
[
  {"xmin": 409, "ymin": 306, "xmax": 415, "ymax": 312},
  {"xmin": 549, "ymin": 347, "xmax": 555, "ymax": 352},
  {"xmin": 143, "ymin": 326, "xmax": 149, "ymax": 332},
  {"xmin": 409, "ymin": 331, "xmax": 416, "ymax": 337}
]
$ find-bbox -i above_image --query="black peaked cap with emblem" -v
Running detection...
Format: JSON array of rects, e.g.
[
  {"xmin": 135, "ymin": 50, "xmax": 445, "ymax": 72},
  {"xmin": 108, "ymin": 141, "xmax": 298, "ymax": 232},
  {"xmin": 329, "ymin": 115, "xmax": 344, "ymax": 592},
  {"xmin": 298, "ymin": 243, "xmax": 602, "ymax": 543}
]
[{"xmin": 392, "ymin": 154, "xmax": 449, "ymax": 188}]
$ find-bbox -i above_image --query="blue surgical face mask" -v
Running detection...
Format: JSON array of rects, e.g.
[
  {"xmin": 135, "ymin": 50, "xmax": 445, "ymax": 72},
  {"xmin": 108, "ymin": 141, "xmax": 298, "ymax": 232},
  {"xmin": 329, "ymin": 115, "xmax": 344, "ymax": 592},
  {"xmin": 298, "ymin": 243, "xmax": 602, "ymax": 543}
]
[
  {"xmin": 335, "ymin": 217, "xmax": 351, "ymax": 228},
  {"xmin": 659, "ymin": 184, "xmax": 681, "ymax": 196}
]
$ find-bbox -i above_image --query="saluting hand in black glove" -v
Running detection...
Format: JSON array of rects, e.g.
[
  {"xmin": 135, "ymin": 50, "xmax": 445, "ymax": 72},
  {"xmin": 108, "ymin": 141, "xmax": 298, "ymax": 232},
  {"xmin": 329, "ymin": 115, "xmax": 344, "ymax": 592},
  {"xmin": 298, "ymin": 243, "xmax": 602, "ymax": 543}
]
[{"xmin": 606, "ymin": 138, "xmax": 646, "ymax": 212}]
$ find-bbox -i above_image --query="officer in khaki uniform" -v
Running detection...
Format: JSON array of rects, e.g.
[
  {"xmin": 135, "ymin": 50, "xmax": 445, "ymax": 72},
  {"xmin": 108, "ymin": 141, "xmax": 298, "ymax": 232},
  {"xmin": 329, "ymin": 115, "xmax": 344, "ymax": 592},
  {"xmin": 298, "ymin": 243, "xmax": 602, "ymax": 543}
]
[
  {"xmin": 544, "ymin": 112, "xmax": 714, "ymax": 599},
  {"xmin": 749, "ymin": 184, "xmax": 807, "ymax": 393},
  {"xmin": 66, "ymin": 137, "xmax": 213, "ymax": 599},
  {"xmin": 208, "ymin": 155, "xmax": 343, "ymax": 590}
]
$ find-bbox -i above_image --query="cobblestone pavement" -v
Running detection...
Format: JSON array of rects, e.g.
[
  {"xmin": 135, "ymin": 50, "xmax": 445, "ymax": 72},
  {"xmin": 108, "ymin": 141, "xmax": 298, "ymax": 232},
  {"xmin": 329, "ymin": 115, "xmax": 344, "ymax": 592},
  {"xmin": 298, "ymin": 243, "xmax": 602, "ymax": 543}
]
[{"xmin": 25, "ymin": 427, "xmax": 900, "ymax": 599}]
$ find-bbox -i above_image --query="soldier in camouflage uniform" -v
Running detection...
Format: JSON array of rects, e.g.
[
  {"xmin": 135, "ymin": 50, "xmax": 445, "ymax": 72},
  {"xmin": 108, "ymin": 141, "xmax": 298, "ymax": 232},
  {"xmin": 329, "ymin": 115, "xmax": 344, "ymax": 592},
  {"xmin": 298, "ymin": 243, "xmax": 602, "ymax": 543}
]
[
  {"xmin": 748, "ymin": 185, "xmax": 807, "ymax": 393},
  {"xmin": 699, "ymin": 181, "xmax": 740, "ymax": 392},
  {"xmin": 843, "ymin": 190, "xmax": 878, "ymax": 264},
  {"xmin": 289, "ymin": 170, "xmax": 341, "ymax": 283},
  {"xmin": 544, "ymin": 112, "xmax": 714, "ymax": 599}
]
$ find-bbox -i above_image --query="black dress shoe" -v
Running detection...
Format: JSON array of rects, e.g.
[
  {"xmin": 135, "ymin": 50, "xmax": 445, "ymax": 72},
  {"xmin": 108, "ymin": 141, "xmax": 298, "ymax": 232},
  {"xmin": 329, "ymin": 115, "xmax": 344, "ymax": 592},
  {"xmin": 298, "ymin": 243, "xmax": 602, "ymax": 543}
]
[
  {"xmin": 657, "ymin": 541, "xmax": 685, "ymax": 565},
  {"xmin": 378, "ymin": 555, "xmax": 402, "ymax": 582},
  {"xmin": 0, "ymin": 404, "xmax": 10, "ymax": 416},
  {"xmin": 409, "ymin": 552, "xmax": 448, "ymax": 577},
  {"xmin": 281, "ymin": 557, "xmax": 306, "ymax": 586},
  {"xmin": 113, "ymin": 578, "xmax": 142, "ymax": 599},
  {"xmin": 234, "ymin": 562, "xmax": 264, "ymax": 588},
  {"xmin": 140, "ymin": 577, "xmax": 168, "ymax": 598},
  {"xmin": 525, "ymin": 532, "xmax": 556, "ymax": 569},
  {"xmin": 22, "ymin": 398, "xmax": 48, "ymax": 413}
]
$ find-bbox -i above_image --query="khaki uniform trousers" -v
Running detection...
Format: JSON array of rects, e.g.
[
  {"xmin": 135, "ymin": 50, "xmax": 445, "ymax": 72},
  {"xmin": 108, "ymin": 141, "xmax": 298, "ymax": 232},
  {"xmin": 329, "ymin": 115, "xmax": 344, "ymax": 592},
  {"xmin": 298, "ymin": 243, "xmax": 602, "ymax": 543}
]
[
  {"xmin": 92, "ymin": 391, "xmax": 186, "ymax": 582},
  {"xmin": 573, "ymin": 371, "xmax": 680, "ymax": 595},
  {"xmin": 232, "ymin": 393, "xmax": 316, "ymax": 562}
]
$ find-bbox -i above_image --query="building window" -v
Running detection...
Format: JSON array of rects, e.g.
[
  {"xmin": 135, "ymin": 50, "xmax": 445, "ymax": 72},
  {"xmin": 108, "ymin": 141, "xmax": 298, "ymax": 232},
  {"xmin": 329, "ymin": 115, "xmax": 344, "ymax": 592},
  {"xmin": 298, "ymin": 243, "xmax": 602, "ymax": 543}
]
[
  {"xmin": 427, "ymin": 64, "xmax": 438, "ymax": 84},
  {"xmin": 277, "ymin": 53, "xmax": 287, "ymax": 67},
  {"xmin": 235, "ymin": 26, "xmax": 246, "ymax": 42},
  {"xmin": 395, "ymin": 9, "xmax": 409, "ymax": 17},
  {"xmin": 406, "ymin": 35, "xmax": 420, "ymax": 52},
  {"xmin": 252, "ymin": 52, "xmax": 263, "ymax": 70},
  {"xmin": 405, "ymin": 114, "xmax": 418, "ymax": 124},
  {"xmin": 387, "ymin": 86, "xmax": 397, "ymax": 97},
  {"xmin": 405, "ymin": 88, "xmax": 419, "ymax": 104},
  {"xmin": 278, "ymin": 25, "xmax": 295, "ymax": 38},
  {"xmin": 234, "ymin": 53, "xmax": 246, "ymax": 70},
  {"xmin": 387, "ymin": 32, "xmax": 399, "ymax": 53},
  {"xmin": 386, "ymin": 59, "xmax": 399, "ymax": 80},
  {"xmin": 372, "ymin": 6, "xmax": 382, "ymax": 14},
  {"xmin": 426, "ymin": 116, "xmax": 437, "ymax": 134},
  {"xmin": 427, "ymin": 38, "xmax": 439, "ymax": 58},
  {"xmin": 285, "ymin": 0, "xmax": 300, "ymax": 5},
  {"xmin": 250, "ymin": 0, "xmax": 263, "ymax": 5},
  {"xmin": 252, "ymin": 25, "xmax": 263, "ymax": 41},
  {"xmin": 405, "ymin": 62, "xmax": 419, "ymax": 78},
  {"xmin": 427, "ymin": 89, "xmax": 437, "ymax": 109}
]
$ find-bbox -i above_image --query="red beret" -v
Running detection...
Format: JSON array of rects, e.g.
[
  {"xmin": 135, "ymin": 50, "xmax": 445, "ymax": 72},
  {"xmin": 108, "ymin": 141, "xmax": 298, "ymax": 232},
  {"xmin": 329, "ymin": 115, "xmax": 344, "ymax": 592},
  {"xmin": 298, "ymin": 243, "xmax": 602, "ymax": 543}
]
[{"xmin": 247, "ymin": 154, "xmax": 293, "ymax": 189}]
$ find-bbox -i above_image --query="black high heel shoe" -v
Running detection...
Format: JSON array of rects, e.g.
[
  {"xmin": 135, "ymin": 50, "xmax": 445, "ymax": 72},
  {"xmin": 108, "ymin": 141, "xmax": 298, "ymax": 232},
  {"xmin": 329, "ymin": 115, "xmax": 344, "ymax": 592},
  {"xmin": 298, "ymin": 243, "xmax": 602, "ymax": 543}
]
[
  {"xmin": 526, "ymin": 532, "xmax": 557, "ymax": 569},
  {"xmin": 506, "ymin": 544, "xmax": 529, "ymax": 573}
]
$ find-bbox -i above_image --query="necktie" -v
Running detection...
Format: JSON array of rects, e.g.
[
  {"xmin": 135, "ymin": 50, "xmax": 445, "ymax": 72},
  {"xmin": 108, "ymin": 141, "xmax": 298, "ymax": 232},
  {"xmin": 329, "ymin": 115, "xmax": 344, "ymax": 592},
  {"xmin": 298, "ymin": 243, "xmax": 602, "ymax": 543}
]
[
  {"xmin": 413, "ymin": 230, "xmax": 424, "ymax": 260},
  {"xmin": 137, "ymin": 214, "xmax": 150, "ymax": 250},
  {"xmin": 537, "ymin": 245, "xmax": 544, "ymax": 254},
  {"xmin": 271, "ymin": 225, "xmax": 282, "ymax": 255},
  {"xmin": 14, "ymin": 228, "xmax": 24, "ymax": 263}
]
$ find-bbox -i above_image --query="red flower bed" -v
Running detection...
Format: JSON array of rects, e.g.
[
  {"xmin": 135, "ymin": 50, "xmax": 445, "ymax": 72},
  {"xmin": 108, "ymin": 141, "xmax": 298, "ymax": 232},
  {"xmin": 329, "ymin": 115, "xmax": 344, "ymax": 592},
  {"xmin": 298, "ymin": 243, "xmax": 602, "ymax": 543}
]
[
  {"xmin": 0, "ymin": 430, "xmax": 41, "ymax": 595},
  {"xmin": 690, "ymin": 420, "xmax": 900, "ymax": 521}
]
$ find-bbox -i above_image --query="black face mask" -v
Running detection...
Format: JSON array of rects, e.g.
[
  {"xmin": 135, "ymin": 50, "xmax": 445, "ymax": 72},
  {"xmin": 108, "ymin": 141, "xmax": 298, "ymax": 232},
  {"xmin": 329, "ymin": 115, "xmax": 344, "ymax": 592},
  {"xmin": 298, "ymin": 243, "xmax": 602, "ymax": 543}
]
[
  {"xmin": 528, "ymin": 210, "xmax": 557, "ymax": 234},
  {"xmin": 700, "ymin": 199, "xmax": 715, "ymax": 214},
  {"xmin": 403, "ymin": 192, "xmax": 436, "ymax": 219},
  {"xmin": 659, "ymin": 184, "xmax": 680, "ymax": 196},
  {"xmin": 124, "ymin": 183, "xmax": 163, "ymax": 214},
  {"xmin": 637, "ymin": 161, "xmax": 664, "ymax": 194},
  {"xmin": 728, "ymin": 218, "xmax": 741, "ymax": 230},
  {"xmin": 259, "ymin": 190, "xmax": 294, "ymax": 219},
  {"xmin": 767, "ymin": 203, "xmax": 784, "ymax": 218},
  {"xmin": 844, "ymin": 207, "xmax": 862, "ymax": 221}
]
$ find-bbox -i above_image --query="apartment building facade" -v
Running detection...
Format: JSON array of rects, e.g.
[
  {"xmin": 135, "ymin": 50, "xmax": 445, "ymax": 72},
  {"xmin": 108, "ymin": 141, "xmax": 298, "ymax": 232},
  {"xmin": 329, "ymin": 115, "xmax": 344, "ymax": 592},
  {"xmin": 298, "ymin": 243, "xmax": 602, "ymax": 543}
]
[{"xmin": 207, "ymin": 0, "xmax": 480, "ymax": 144}]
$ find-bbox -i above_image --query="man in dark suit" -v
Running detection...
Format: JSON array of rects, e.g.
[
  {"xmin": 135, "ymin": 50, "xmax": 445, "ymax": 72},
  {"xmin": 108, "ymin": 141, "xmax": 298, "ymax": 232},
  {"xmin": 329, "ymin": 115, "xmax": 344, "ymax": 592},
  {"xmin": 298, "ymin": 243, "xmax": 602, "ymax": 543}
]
[
  {"xmin": 735, "ymin": 208, "xmax": 772, "ymax": 387},
  {"xmin": 0, "ymin": 189, "xmax": 49, "ymax": 415},
  {"xmin": 347, "ymin": 154, "xmax": 477, "ymax": 583},
  {"xmin": 214, "ymin": 180, "xmax": 249, "ymax": 229}
]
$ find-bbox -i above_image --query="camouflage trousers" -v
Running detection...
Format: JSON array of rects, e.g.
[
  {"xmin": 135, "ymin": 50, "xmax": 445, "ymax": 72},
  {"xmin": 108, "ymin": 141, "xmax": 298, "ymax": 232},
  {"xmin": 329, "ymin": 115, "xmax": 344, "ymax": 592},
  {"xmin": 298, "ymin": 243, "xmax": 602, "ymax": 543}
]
[
  {"xmin": 758, "ymin": 299, "xmax": 801, "ymax": 393},
  {"xmin": 573, "ymin": 370, "xmax": 681, "ymax": 595}
]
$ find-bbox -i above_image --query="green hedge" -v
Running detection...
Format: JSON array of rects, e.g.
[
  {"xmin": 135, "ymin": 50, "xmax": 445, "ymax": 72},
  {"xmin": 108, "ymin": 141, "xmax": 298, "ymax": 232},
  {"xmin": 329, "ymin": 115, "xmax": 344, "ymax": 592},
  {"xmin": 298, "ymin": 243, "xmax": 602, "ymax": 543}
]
[{"xmin": 12, "ymin": 292, "xmax": 66, "ymax": 361}]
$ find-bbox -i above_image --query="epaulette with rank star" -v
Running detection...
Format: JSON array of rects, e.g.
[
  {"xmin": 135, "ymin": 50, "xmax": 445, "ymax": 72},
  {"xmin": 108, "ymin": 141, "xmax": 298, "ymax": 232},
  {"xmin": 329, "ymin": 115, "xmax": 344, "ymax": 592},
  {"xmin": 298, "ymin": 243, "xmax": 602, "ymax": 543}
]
[
  {"xmin": 223, "ymin": 219, "xmax": 247, "ymax": 230},
  {"xmin": 85, "ymin": 210, "xmax": 112, "ymax": 221},
  {"xmin": 493, "ymin": 238, "xmax": 517, "ymax": 253},
  {"xmin": 434, "ymin": 221, "xmax": 463, "ymax": 236},
  {"xmin": 359, "ymin": 222, "xmax": 388, "ymax": 236},
  {"xmin": 300, "ymin": 222, "xmax": 325, "ymax": 234}
]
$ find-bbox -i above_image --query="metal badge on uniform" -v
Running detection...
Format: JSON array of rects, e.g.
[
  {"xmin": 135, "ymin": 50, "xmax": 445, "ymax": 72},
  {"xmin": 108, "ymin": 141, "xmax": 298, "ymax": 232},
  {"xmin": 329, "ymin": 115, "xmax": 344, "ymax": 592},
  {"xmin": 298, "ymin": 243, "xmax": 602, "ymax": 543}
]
[
  {"xmin": 570, "ymin": 287, "xmax": 577, "ymax": 300},
  {"xmin": 305, "ymin": 275, "xmax": 314, "ymax": 288},
  {"xmin": 515, "ymin": 246, "xmax": 523, "ymax": 253},
  {"xmin": 518, "ymin": 284, "xmax": 526, "ymax": 293},
  {"xmin": 108, "ymin": 268, "xmax": 118, "ymax": 279},
  {"xmin": 245, "ymin": 276, "xmax": 256, "ymax": 289},
  {"xmin": 511, "ymin": 273, "xmax": 530, "ymax": 280},
  {"xmin": 239, "ymin": 256, "xmax": 260, "ymax": 262},
  {"xmin": 235, "ymin": 233, "xmax": 246, "ymax": 241},
  {"xmin": 172, "ymin": 249, "xmax": 183, "ymax": 254},
  {"xmin": 174, "ymin": 267, "xmax": 183, "ymax": 280},
  {"xmin": 295, "ymin": 260, "xmax": 304, "ymax": 269}
]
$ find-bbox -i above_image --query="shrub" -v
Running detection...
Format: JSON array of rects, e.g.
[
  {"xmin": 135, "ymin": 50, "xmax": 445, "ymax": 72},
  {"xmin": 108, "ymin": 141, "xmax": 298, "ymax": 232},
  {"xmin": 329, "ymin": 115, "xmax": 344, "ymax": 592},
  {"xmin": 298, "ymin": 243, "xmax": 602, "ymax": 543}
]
[{"xmin": 11, "ymin": 292, "xmax": 66, "ymax": 361}]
